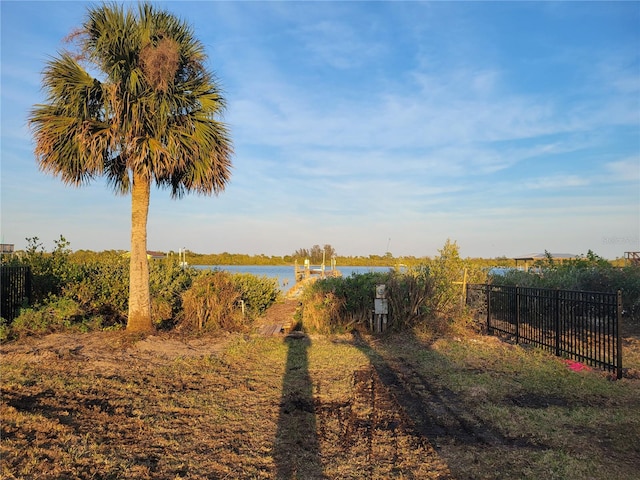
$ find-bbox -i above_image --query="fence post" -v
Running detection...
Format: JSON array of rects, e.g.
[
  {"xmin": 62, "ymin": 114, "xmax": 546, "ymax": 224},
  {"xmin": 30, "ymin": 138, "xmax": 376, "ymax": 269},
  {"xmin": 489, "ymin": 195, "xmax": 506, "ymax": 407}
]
[
  {"xmin": 486, "ymin": 284, "xmax": 491, "ymax": 333},
  {"xmin": 617, "ymin": 290, "xmax": 623, "ymax": 380},
  {"xmin": 28, "ymin": 268, "xmax": 33, "ymax": 304},
  {"xmin": 555, "ymin": 289, "xmax": 560, "ymax": 357},
  {"xmin": 515, "ymin": 286, "xmax": 520, "ymax": 344}
]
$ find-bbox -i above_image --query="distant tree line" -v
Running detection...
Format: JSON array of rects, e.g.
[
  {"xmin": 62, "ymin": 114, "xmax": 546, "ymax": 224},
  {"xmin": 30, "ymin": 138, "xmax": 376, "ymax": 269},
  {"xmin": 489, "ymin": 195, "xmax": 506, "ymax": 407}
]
[
  {"xmin": 291, "ymin": 245, "xmax": 337, "ymax": 264},
  {"xmin": 4, "ymin": 239, "xmax": 630, "ymax": 269}
]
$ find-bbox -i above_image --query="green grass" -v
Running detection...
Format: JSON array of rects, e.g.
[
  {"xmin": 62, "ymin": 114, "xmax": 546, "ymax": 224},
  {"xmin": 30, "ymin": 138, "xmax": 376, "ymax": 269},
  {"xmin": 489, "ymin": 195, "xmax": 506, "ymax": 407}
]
[{"xmin": 373, "ymin": 331, "xmax": 640, "ymax": 479}]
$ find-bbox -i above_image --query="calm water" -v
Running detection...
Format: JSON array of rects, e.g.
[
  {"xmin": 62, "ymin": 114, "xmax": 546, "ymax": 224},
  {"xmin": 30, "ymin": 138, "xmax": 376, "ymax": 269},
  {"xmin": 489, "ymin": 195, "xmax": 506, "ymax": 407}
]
[{"xmin": 194, "ymin": 265, "xmax": 392, "ymax": 292}]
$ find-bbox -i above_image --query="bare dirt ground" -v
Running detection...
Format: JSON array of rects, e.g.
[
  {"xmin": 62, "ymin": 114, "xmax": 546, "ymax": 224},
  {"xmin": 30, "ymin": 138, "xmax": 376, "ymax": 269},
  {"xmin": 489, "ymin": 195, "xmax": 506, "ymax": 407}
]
[
  {"xmin": 0, "ymin": 330, "xmax": 230, "ymax": 373},
  {"xmin": 2, "ymin": 305, "xmax": 639, "ymax": 479}
]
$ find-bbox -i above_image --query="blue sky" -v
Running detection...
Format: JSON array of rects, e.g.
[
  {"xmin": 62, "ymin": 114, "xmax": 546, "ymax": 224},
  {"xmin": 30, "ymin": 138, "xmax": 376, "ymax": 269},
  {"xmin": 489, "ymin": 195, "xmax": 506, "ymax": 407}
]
[{"xmin": 1, "ymin": 1, "xmax": 639, "ymax": 259}]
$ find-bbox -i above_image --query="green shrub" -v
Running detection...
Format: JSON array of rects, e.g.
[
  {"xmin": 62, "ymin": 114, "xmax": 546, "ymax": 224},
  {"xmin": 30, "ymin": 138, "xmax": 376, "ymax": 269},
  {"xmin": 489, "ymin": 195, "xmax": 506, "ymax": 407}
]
[
  {"xmin": 489, "ymin": 251, "xmax": 640, "ymax": 320},
  {"xmin": 300, "ymin": 269, "xmax": 437, "ymax": 333},
  {"xmin": 300, "ymin": 271, "xmax": 390, "ymax": 333},
  {"xmin": 4, "ymin": 238, "xmax": 287, "ymax": 334},
  {"xmin": 64, "ymin": 253, "xmax": 200, "ymax": 329},
  {"xmin": 14, "ymin": 236, "xmax": 80, "ymax": 303},
  {"xmin": 422, "ymin": 239, "xmax": 486, "ymax": 320},
  {"xmin": 149, "ymin": 259, "xmax": 197, "ymax": 329},
  {"xmin": 229, "ymin": 273, "xmax": 281, "ymax": 317},
  {"xmin": 9, "ymin": 297, "xmax": 96, "ymax": 338},
  {"xmin": 63, "ymin": 251, "xmax": 129, "ymax": 326},
  {"xmin": 299, "ymin": 240, "xmax": 487, "ymax": 334}
]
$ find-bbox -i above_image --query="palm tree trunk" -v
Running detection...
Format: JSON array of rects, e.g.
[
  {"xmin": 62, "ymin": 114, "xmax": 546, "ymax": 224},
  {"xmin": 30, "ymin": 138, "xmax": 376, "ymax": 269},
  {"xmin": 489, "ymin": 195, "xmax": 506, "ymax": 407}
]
[{"xmin": 127, "ymin": 171, "xmax": 153, "ymax": 332}]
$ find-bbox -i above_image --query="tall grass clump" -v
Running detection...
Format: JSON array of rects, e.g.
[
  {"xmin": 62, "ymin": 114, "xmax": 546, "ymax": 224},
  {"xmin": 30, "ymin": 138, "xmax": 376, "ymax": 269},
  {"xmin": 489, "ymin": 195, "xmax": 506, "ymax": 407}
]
[
  {"xmin": 178, "ymin": 271, "xmax": 280, "ymax": 333},
  {"xmin": 386, "ymin": 268, "xmax": 433, "ymax": 327},
  {"xmin": 179, "ymin": 272, "xmax": 244, "ymax": 332}
]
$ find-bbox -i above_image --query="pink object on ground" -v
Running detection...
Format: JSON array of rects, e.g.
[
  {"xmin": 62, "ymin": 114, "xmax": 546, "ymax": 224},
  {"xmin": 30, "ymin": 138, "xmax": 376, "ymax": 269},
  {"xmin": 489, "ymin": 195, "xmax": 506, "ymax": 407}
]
[{"xmin": 563, "ymin": 359, "xmax": 591, "ymax": 372}]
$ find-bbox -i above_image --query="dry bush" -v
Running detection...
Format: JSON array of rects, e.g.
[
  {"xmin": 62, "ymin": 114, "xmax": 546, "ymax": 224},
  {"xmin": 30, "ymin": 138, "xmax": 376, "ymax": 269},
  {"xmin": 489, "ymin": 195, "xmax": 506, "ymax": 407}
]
[
  {"xmin": 301, "ymin": 290, "xmax": 345, "ymax": 333},
  {"xmin": 386, "ymin": 271, "xmax": 433, "ymax": 330},
  {"xmin": 139, "ymin": 37, "xmax": 180, "ymax": 92},
  {"xmin": 179, "ymin": 272, "xmax": 245, "ymax": 332}
]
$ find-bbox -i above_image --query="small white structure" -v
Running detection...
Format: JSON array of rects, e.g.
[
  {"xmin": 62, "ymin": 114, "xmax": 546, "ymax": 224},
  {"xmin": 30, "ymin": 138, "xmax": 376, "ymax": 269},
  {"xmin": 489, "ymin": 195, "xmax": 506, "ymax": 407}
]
[
  {"xmin": 179, "ymin": 247, "xmax": 188, "ymax": 269},
  {"xmin": 370, "ymin": 284, "xmax": 388, "ymax": 333}
]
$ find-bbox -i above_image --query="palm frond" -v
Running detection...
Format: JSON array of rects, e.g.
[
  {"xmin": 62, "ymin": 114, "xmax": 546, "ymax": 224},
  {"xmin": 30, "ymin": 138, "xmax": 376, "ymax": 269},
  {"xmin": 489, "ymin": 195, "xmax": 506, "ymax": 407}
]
[
  {"xmin": 29, "ymin": 54, "xmax": 110, "ymax": 186},
  {"xmin": 29, "ymin": 2, "xmax": 233, "ymax": 196}
]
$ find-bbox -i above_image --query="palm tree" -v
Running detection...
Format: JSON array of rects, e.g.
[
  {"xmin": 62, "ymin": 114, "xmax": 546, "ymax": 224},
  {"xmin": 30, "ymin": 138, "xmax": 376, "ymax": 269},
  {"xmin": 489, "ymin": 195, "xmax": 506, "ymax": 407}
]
[{"xmin": 29, "ymin": 3, "xmax": 233, "ymax": 332}]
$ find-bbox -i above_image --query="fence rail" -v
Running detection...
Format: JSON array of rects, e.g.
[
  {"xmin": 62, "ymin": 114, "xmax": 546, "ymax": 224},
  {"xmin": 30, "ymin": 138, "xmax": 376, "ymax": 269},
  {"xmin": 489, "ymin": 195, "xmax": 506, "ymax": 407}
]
[
  {"xmin": 466, "ymin": 284, "xmax": 622, "ymax": 379},
  {"xmin": 1, "ymin": 266, "xmax": 32, "ymax": 321}
]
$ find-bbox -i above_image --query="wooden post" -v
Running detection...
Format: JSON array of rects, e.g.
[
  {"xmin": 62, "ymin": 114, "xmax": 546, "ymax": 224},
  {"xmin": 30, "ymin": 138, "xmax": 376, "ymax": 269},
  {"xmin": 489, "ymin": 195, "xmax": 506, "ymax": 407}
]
[
  {"xmin": 461, "ymin": 268, "xmax": 467, "ymax": 307},
  {"xmin": 453, "ymin": 268, "xmax": 468, "ymax": 307}
]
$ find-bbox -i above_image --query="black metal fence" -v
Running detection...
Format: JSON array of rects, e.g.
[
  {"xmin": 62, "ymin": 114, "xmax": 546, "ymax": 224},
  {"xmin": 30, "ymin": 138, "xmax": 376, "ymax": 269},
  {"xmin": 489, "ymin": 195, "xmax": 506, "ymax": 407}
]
[
  {"xmin": 466, "ymin": 284, "xmax": 622, "ymax": 379},
  {"xmin": 1, "ymin": 266, "xmax": 32, "ymax": 321}
]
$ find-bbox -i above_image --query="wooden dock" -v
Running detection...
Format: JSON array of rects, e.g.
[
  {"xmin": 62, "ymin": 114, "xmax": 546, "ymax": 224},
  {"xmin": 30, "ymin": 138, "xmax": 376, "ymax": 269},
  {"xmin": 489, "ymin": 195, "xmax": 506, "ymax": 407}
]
[
  {"xmin": 259, "ymin": 323, "xmax": 287, "ymax": 336},
  {"xmin": 256, "ymin": 300, "xmax": 297, "ymax": 336},
  {"xmin": 294, "ymin": 260, "xmax": 342, "ymax": 282},
  {"xmin": 625, "ymin": 252, "xmax": 640, "ymax": 266}
]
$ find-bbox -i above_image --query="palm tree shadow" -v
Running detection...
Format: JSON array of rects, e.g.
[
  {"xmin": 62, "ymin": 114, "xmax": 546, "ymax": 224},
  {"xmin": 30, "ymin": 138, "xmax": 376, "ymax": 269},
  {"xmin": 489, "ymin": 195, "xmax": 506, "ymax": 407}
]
[{"xmin": 274, "ymin": 334, "xmax": 324, "ymax": 479}]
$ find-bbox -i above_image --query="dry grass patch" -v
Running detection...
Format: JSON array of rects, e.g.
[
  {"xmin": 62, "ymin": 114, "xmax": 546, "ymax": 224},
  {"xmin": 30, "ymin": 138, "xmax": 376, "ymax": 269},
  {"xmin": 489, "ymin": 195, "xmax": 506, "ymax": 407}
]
[
  {"xmin": 1, "ymin": 332, "xmax": 453, "ymax": 479},
  {"xmin": 371, "ymin": 330, "xmax": 640, "ymax": 480},
  {"xmin": 1, "ymin": 327, "xmax": 638, "ymax": 479}
]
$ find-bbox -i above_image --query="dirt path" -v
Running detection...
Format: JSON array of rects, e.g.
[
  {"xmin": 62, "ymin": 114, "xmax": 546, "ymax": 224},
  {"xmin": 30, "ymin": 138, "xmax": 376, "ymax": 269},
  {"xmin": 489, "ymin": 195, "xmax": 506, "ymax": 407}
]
[
  {"xmin": 314, "ymin": 363, "xmax": 454, "ymax": 478},
  {"xmin": 255, "ymin": 299, "xmax": 299, "ymax": 335}
]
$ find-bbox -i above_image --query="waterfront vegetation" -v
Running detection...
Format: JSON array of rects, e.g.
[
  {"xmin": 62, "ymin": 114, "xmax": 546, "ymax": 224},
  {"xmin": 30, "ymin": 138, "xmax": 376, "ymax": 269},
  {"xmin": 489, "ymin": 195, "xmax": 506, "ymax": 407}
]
[
  {"xmin": 0, "ymin": 237, "xmax": 281, "ymax": 341},
  {"xmin": 2, "ymin": 237, "xmax": 639, "ymax": 342},
  {"xmin": 8, "ymin": 1, "xmax": 638, "ymax": 475}
]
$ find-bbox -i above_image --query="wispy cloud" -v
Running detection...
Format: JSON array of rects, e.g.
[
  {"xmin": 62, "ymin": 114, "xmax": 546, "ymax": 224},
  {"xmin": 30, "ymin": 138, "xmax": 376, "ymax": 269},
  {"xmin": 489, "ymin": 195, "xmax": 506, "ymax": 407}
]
[
  {"xmin": 604, "ymin": 158, "xmax": 640, "ymax": 182},
  {"xmin": 523, "ymin": 175, "xmax": 590, "ymax": 190},
  {"xmin": 1, "ymin": 1, "xmax": 638, "ymax": 257}
]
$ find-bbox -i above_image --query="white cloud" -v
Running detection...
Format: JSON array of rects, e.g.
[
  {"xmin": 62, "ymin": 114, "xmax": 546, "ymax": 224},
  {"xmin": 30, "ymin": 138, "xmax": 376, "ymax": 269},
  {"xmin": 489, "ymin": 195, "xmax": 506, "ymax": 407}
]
[
  {"xmin": 2, "ymin": 1, "xmax": 638, "ymax": 259},
  {"xmin": 523, "ymin": 175, "xmax": 590, "ymax": 190},
  {"xmin": 298, "ymin": 20, "xmax": 386, "ymax": 70},
  {"xmin": 604, "ymin": 158, "xmax": 640, "ymax": 182}
]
